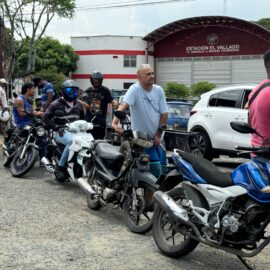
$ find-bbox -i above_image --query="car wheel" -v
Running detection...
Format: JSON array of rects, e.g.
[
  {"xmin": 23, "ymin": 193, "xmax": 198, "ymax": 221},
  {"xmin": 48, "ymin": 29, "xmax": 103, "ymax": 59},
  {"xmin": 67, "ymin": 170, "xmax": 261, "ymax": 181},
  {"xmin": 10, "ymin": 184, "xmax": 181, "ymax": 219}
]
[{"xmin": 189, "ymin": 131, "xmax": 213, "ymax": 160}]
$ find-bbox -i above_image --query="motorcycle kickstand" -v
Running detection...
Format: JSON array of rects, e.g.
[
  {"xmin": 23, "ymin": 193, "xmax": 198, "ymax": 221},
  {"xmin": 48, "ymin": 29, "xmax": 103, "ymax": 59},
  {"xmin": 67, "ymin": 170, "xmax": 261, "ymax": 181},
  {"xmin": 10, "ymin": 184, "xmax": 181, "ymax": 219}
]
[{"xmin": 237, "ymin": 256, "xmax": 255, "ymax": 270}]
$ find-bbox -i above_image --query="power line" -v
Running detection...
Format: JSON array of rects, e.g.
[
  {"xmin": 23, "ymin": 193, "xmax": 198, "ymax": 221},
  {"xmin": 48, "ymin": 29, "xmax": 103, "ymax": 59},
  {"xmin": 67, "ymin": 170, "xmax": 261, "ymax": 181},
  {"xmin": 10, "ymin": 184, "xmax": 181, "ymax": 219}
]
[{"xmin": 75, "ymin": 0, "xmax": 195, "ymax": 11}]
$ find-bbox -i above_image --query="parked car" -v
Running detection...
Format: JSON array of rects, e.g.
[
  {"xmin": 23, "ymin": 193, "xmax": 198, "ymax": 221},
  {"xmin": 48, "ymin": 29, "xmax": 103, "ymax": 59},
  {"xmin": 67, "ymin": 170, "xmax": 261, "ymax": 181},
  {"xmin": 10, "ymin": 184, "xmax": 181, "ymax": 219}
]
[
  {"xmin": 166, "ymin": 101, "xmax": 193, "ymax": 130},
  {"xmin": 187, "ymin": 84, "xmax": 256, "ymax": 160}
]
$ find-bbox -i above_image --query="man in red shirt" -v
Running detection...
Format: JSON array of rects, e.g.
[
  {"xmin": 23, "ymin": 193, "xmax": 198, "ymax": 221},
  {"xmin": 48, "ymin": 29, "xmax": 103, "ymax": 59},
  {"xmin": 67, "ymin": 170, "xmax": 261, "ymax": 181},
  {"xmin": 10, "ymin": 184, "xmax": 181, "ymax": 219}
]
[{"xmin": 248, "ymin": 49, "xmax": 270, "ymax": 146}]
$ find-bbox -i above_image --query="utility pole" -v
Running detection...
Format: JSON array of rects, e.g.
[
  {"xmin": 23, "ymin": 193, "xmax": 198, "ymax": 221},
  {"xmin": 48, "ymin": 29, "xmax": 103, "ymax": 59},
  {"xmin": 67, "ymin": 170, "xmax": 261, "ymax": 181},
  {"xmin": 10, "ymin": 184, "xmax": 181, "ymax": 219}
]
[{"xmin": 0, "ymin": 15, "xmax": 3, "ymax": 78}]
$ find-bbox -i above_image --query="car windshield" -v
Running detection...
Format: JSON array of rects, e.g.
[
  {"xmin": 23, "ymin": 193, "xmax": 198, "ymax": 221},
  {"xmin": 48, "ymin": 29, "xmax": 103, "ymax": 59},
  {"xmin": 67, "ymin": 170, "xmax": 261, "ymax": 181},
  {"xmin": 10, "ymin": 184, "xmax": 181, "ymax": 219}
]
[{"xmin": 167, "ymin": 103, "xmax": 192, "ymax": 118}]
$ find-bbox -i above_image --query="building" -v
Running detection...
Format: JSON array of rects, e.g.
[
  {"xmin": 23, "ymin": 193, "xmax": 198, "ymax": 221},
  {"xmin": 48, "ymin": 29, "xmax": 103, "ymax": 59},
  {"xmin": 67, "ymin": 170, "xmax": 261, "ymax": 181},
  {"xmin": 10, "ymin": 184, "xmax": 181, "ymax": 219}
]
[
  {"xmin": 71, "ymin": 16, "xmax": 270, "ymax": 90},
  {"xmin": 71, "ymin": 35, "xmax": 153, "ymax": 90}
]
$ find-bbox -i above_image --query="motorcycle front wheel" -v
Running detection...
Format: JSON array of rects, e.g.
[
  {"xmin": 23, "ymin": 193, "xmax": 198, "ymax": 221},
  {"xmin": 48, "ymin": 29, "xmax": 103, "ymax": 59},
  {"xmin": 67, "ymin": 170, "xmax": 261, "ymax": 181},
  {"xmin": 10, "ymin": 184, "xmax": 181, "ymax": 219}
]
[
  {"xmin": 10, "ymin": 145, "xmax": 39, "ymax": 177},
  {"xmin": 152, "ymin": 187, "xmax": 199, "ymax": 258},
  {"xmin": 123, "ymin": 183, "xmax": 156, "ymax": 234}
]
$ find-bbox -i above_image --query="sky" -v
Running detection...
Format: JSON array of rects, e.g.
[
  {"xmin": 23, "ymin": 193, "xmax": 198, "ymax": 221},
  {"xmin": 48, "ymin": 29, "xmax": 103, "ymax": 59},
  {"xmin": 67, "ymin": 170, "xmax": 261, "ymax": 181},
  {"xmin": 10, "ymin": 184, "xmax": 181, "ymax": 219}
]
[{"xmin": 45, "ymin": 0, "xmax": 270, "ymax": 44}]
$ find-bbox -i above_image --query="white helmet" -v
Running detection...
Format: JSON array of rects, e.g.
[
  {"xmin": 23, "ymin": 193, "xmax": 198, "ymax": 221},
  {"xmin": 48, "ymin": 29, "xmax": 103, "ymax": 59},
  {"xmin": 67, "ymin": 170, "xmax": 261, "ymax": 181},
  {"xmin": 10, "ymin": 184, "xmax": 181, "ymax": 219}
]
[{"xmin": 0, "ymin": 110, "xmax": 10, "ymax": 122}]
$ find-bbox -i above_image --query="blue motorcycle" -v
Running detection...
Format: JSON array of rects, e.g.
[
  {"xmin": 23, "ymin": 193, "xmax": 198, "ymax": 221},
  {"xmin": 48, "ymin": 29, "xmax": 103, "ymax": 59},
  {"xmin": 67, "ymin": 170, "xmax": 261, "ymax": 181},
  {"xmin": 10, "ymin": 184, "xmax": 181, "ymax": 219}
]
[{"xmin": 152, "ymin": 121, "xmax": 270, "ymax": 264}]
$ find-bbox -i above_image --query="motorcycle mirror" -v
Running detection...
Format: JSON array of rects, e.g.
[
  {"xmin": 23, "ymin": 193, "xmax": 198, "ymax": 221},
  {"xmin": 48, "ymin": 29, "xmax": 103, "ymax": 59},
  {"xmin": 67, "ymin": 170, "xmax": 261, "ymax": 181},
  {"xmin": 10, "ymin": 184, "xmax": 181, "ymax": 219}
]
[{"xmin": 114, "ymin": 111, "xmax": 126, "ymax": 120}]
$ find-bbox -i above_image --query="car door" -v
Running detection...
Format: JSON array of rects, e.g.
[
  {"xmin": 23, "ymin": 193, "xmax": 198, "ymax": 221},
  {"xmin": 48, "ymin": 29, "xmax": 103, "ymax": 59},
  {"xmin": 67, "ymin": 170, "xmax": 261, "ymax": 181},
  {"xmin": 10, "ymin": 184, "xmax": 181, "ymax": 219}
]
[
  {"xmin": 231, "ymin": 89, "xmax": 252, "ymax": 148},
  {"xmin": 208, "ymin": 89, "xmax": 244, "ymax": 150}
]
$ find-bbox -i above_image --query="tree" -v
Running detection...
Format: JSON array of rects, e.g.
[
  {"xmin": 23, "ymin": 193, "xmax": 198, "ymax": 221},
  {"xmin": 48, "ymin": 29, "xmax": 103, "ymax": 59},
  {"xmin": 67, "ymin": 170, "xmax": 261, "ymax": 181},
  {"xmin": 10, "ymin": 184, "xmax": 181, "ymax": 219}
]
[
  {"xmin": 253, "ymin": 18, "xmax": 270, "ymax": 30},
  {"xmin": 164, "ymin": 82, "xmax": 190, "ymax": 99},
  {"xmin": 16, "ymin": 37, "xmax": 79, "ymax": 76},
  {"xmin": 191, "ymin": 81, "xmax": 216, "ymax": 97},
  {"xmin": 0, "ymin": 0, "xmax": 75, "ymax": 79}
]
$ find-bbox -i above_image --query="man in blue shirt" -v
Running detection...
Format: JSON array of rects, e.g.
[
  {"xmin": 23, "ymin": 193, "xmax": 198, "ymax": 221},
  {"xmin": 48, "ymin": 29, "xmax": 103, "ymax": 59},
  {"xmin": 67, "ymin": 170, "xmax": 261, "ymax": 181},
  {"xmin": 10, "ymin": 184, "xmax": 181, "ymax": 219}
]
[
  {"xmin": 33, "ymin": 77, "xmax": 56, "ymax": 111},
  {"xmin": 112, "ymin": 64, "xmax": 168, "ymax": 178}
]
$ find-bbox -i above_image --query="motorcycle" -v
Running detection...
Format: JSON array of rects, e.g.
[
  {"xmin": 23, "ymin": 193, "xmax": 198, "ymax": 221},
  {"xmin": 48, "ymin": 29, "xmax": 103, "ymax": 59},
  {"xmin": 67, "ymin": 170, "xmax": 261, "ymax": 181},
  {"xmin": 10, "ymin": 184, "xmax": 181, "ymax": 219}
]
[
  {"xmin": 78, "ymin": 111, "xmax": 181, "ymax": 234},
  {"xmin": 41, "ymin": 119, "xmax": 95, "ymax": 182},
  {"xmin": 152, "ymin": 121, "xmax": 270, "ymax": 265},
  {"xmin": 9, "ymin": 115, "xmax": 45, "ymax": 177}
]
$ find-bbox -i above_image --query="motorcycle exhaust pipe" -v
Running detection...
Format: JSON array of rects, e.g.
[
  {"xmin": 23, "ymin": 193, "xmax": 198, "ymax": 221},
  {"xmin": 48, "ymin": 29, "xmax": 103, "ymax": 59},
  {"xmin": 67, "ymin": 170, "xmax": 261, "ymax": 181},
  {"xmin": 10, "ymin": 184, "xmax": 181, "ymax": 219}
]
[
  {"xmin": 78, "ymin": 177, "xmax": 97, "ymax": 196},
  {"xmin": 40, "ymin": 157, "xmax": 55, "ymax": 173},
  {"xmin": 153, "ymin": 191, "xmax": 189, "ymax": 223}
]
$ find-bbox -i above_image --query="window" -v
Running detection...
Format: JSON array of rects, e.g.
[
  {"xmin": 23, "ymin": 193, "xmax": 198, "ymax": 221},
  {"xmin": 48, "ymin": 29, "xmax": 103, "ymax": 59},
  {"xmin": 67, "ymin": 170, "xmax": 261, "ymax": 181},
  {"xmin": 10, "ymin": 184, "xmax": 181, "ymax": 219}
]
[
  {"xmin": 124, "ymin": 55, "xmax": 137, "ymax": 67},
  {"xmin": 215, "ymin": 90, "xmax": 241, "ymax": 108},
  {"xmin": 123, "ymin": 82, "xmax": 134, "ymax": 89},
  {"xmin": 209, "ymin": 93, "xmax": 219, "ymax": 107}
]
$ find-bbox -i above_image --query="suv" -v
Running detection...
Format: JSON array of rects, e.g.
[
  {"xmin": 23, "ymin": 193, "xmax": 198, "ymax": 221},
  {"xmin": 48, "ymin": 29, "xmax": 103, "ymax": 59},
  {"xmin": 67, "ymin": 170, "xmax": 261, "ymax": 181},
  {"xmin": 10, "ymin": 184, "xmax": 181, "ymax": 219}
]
[
  {"xmin": 187, "ymin": 84, "xmax": 256, "ymax": 160},
  {"xmin": 167, "ymin": 101, "xmax": 193, "ymax": 130}
]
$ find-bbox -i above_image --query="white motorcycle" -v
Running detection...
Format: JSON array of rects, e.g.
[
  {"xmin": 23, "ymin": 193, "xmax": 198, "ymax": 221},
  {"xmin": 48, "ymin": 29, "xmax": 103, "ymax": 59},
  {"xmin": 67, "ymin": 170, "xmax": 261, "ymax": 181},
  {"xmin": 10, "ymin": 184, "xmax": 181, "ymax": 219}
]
[{"xmin": 41, "ymin": 120, "xmax": 95, "ymax": 182}]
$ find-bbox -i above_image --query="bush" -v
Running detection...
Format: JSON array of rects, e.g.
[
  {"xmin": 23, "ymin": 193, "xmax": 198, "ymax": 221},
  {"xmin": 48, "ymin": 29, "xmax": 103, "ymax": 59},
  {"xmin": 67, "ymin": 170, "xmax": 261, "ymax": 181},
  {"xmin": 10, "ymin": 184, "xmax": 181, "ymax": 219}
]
[
  {"xmin": 35, "ymin": 70, "xmax": 66, "ymax": 96},
  {"xmin": 164, "ymin": 82, "xmax": 190, "ymax": 99},
  {"xmin": 191, "ymin": 81, "xmax": 216, "ymax": 97}
]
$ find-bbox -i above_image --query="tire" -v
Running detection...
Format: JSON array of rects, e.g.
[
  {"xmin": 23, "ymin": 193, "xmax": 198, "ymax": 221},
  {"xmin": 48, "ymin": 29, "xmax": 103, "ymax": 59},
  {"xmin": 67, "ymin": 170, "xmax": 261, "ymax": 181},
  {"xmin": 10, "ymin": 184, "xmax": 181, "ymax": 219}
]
[
  {"xmin": 189, "ymin": 130, "xmax": 213, "ymax": 160},
  {"xmin": 10, "ymin": 145, "xmax": 39, "ymax": 178},
  {"xmin": 86, "ymin": 169, "xmax": 101, "ymax": 210},
  {"xmin": 123, "ymin": 183, "xmax": 156, "ymax": 234},
  {"xmin": 153, "ymin": 187, "xmax": 199, "ymax": 258}
]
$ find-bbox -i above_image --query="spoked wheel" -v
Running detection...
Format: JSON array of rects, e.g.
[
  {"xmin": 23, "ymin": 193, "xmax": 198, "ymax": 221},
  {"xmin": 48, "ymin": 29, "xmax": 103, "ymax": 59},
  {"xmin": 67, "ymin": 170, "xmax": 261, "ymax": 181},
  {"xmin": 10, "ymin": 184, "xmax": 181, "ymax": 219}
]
[
  {"xmin": 10, "ymin": 146, "xmax": 39, "ymax": 177},
  {"xmin": 189, "ymin": 131, "xmax": 212, "ymax": 160},
  {"xmin": 86, "ymin": 169, "xmax": 101, "ymax": 210},
  {"xmin": 153, "ymin": 188, "xmax": 198, "ymax": 258},
  {"xmin": 123, "ymin": 183, "xmax": 156, "ymax": 234}
]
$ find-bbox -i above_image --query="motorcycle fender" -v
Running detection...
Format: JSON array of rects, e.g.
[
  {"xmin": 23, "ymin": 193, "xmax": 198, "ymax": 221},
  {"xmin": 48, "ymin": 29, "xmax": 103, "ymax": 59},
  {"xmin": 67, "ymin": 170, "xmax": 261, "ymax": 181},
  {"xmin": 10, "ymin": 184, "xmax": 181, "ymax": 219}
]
[
  {"xmin": 27, "ymin": 143, "xmax": 39, "ymax": 150},
  {"xmin": 130, "ymin": 169, "xmax": 159, "ymax": 189},
  {"xmin": 157, "ymin": 169, "xmax": 184, "ymax": 192},
  {"xmin": 77, "ymin": 149, "xmax": 91, "ymax": 166},
  {"xmin": 182, "ymin": 182, "xmax": 210, "ymax": 210}
]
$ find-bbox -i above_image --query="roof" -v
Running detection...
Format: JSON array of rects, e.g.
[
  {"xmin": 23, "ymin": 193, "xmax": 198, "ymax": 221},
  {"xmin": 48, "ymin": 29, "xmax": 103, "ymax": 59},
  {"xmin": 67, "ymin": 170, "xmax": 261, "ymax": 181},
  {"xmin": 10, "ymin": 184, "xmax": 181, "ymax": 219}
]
[{"xmin": 143, "ymin": 16, "xmax": 270, "ymax": 46}]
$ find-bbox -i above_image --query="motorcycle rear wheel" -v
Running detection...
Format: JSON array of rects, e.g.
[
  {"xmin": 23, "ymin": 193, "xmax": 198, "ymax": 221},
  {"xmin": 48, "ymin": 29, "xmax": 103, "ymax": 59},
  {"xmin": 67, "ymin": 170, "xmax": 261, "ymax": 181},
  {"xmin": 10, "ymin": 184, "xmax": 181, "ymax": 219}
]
[
  {"xmin": 123, "ymin": 183, "xmax": 156, "ymax": 234},
  {"xmin": 153, "ymin": 187, "xmax": 199, "ymax": 258},
  {"xmin": 10, "ymin": 145, "xmax": 39, "ymax": 178}
]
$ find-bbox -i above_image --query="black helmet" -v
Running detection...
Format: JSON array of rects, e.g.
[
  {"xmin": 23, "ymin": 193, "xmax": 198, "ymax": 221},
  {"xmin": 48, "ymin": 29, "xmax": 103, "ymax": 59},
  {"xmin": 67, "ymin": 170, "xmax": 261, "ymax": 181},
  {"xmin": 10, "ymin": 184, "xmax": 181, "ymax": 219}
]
[
  {"xmin": 61, "ymin": 80, "xmax": 79, "ymax": 102},
  {"xmin": 90, "ymin": 71, "xmax": 103, "ymax": 88}
]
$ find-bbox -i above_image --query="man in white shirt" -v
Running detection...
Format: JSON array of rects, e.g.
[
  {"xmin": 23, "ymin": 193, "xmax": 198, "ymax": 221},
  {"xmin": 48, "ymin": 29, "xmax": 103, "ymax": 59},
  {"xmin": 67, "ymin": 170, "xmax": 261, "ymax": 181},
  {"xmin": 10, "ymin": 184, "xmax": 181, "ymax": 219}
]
[{"xmin": 0, "ymin": 78, "xmax": 8, "ymax": 111}]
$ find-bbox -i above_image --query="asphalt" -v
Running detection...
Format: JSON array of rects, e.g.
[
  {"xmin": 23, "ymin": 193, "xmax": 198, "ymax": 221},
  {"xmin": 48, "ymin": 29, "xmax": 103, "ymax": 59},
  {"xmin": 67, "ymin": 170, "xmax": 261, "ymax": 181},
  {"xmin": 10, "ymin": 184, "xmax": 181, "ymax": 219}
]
[{"xmin": 0, "ymin": 145, "xmax": 269, "ymax": 270}]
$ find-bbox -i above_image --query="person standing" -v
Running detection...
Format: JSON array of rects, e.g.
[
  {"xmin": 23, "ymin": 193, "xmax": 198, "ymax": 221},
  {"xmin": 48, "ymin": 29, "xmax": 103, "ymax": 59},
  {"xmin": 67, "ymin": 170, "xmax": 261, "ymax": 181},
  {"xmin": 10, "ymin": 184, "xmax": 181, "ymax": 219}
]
[
  {"xmin": 0, "ymin": 78, "xmax": 9, "ymax": 112},
  {"xmin": 248, "ymin": 49, "xmax": 270, "ymax": 147},
  {"xmin": 112, "ymin": 64, "xmax": 168, "ymax": 178},
  {"xmin": 33, "ymin": 77, "xmax": 57, "ymax": 111},
  {"xmin": 79, "ymin": 71, "xmax": 118, "ymax": 139}
]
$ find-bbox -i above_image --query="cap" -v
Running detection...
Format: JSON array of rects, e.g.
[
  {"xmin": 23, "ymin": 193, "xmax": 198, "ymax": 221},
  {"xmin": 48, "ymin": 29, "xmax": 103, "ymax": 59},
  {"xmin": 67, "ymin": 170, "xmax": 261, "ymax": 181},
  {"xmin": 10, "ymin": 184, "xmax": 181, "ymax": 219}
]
[{"xmin": 0, "ymin": 79, "xmax": 8, "ymax": 84}]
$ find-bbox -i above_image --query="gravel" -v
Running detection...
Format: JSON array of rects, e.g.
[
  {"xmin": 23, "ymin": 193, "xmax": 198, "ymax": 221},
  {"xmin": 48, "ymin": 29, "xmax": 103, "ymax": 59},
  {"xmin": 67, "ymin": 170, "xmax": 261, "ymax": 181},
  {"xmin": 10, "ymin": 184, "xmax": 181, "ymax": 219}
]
[{"xmin": 0, "ymin": 148, "xmax": 269, "ymax": 270}]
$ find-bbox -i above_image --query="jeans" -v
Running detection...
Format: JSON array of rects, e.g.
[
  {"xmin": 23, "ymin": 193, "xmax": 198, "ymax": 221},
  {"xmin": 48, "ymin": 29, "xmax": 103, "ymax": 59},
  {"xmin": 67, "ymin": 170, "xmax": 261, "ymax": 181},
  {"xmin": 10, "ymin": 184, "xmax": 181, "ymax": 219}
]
[
  {"xmin": 36, "ymin": 135, "xmax": 47, "ymax": 159},
  {"xmin": 54, "ymin": 131, "xmax": 74, "ymax": 167}
]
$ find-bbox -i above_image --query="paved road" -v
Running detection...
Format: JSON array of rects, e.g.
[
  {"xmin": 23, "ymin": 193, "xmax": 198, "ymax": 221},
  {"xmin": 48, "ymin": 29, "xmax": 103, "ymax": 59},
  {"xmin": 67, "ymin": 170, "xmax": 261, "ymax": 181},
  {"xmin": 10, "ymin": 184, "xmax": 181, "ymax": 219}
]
[{"xmin": 0, "ymin": 151, "xmax": 269, "ymax": 270}]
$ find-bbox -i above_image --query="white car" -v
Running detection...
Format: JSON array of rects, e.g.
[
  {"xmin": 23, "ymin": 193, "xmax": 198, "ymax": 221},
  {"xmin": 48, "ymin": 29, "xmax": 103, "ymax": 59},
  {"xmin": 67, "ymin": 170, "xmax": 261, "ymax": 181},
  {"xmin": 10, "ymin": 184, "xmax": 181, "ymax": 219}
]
[{"xmin": 187, "ymin": 84, "xmax": 256, "ymax": 160}]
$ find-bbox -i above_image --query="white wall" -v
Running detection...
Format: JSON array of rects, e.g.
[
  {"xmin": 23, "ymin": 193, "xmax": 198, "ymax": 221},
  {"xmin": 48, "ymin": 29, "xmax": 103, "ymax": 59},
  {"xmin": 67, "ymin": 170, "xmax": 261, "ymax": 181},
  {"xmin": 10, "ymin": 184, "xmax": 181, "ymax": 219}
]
[{"xmin": 71, "ymin": 35, "xmax": 154, "ymax": 90}]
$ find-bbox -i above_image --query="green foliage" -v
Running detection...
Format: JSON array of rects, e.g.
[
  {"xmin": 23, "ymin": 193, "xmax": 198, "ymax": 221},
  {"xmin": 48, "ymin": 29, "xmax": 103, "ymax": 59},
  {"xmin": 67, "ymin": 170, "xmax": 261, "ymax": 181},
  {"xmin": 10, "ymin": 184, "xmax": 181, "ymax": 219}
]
[
  {"xmin": 16, "ymin": 37, "xmax": 79, "ymax": 76},
  {"xmin": 164, "ymin": 82, "xmax": 190, "ymax": 99},
  {"xmin": 254, "ymin": 18, "xmax": 270, "ymax": 30},
  {"xmin": 35, "ymin": 70, "xmax": 66, "ymax": 95},
  {"xmin": 191, "ymin": 81, "xmax": 216, "ymax": 97}
]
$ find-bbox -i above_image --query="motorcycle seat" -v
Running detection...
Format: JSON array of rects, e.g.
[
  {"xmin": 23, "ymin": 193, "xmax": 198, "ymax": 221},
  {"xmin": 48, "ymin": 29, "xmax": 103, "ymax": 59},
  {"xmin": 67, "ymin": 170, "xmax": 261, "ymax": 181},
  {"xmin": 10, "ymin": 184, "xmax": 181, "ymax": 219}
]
[
  {"xmin": 177, "ymin": 151, "xmax": 233, "ymax": 187},
  {"xmin": 95, "ymin": 142, "xmax": 125, "ymax": 161}
]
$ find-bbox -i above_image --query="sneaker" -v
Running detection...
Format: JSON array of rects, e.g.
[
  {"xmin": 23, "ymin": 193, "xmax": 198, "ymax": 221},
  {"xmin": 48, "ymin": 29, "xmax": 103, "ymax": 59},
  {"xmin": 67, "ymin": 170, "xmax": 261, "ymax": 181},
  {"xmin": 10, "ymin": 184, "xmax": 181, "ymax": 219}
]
[
  {"xmin": 39, "ymin": 161, "xmax": 45, "ymax": 167},
  {"xmin": 54, "ymin": 165, "xmax": 68, "ymax": 182}
]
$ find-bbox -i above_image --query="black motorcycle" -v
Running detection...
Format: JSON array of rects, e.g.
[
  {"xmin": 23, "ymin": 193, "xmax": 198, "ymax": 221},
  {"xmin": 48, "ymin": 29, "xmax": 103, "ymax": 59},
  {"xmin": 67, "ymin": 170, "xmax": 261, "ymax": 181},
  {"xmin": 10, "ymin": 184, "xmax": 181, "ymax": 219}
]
[
  {"xmin": 78, "ymin": 111, "xmax": 182, "ymax": 233},
  {"xmin": 8, "ymin": 115, "xmax": 46, "ymax": 177}
]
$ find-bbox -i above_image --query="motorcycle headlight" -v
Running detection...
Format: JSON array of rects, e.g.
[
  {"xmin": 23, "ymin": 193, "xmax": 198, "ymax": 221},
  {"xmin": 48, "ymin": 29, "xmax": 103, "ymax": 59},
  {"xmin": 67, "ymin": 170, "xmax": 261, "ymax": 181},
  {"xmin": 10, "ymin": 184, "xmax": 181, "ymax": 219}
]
[{"xmin": 36, "ymin": 126, "xmax": 46, "ymax": 137}]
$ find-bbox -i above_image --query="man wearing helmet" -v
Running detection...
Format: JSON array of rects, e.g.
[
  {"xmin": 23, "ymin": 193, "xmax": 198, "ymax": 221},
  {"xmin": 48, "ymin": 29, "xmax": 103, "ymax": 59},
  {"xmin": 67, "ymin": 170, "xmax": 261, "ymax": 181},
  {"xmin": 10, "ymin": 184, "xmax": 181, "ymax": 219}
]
[
  {"xmin": 79, "ymin": 71, "xmax": 118, "ymax": 139},
  {"xmin": 43, "ymin": 80, "xmax": 84, "ymax": 181}
]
